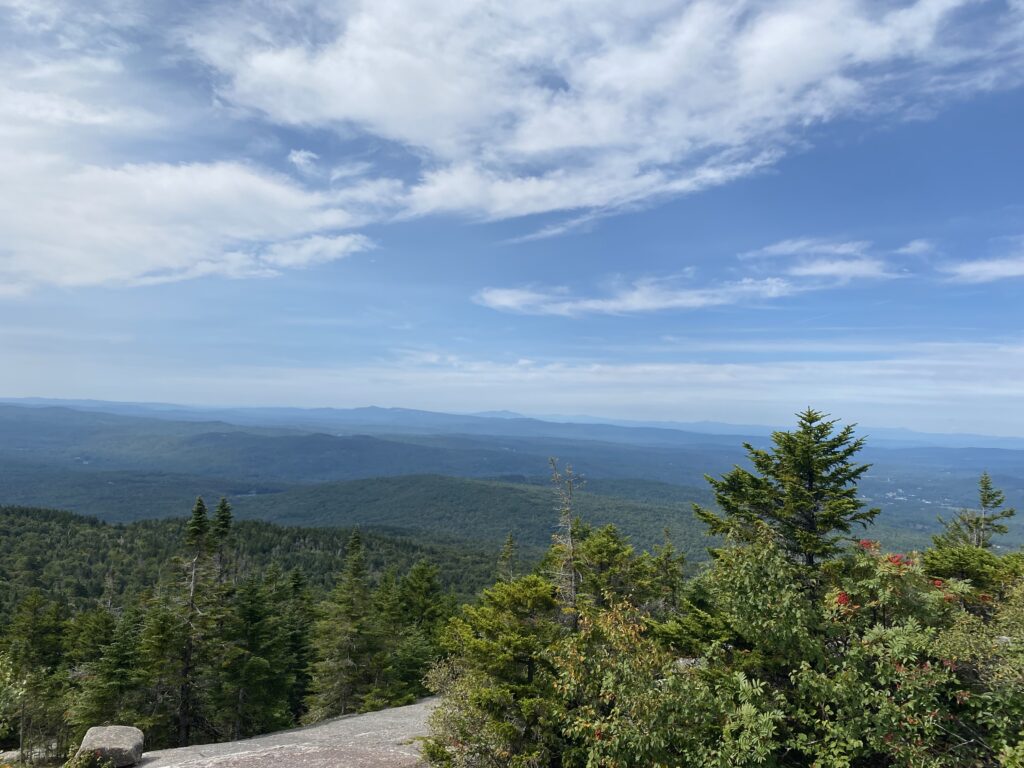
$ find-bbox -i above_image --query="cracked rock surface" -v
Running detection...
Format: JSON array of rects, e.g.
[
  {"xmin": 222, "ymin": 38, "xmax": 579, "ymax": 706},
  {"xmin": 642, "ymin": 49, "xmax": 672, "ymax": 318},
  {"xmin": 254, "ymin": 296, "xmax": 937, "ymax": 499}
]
[{"xmin": 139, "ymin": 699, "xmax": 434, "ymax": 768}]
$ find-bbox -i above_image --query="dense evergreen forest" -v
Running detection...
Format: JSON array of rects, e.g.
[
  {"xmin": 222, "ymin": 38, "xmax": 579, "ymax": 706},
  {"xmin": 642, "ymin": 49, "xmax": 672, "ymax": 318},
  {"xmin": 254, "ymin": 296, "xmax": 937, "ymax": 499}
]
[
  {"xmin": 0, "ymin": 508, "xmax": 496, "ymax": 624},
  {"xmin": 0, "ymin": 504, "xmax": 494, "ymax": 763},
  {"xmin": 2, "ymin": 409, "xmax": 1023, "ymax": 766}
]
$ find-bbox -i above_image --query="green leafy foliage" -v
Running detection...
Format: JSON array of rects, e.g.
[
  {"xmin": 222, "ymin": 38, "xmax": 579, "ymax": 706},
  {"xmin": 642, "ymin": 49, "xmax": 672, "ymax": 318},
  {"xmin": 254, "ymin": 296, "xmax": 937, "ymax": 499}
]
[{"xmin": 427, "ymin": 411, "xmax": 1024, "ymax": 768}]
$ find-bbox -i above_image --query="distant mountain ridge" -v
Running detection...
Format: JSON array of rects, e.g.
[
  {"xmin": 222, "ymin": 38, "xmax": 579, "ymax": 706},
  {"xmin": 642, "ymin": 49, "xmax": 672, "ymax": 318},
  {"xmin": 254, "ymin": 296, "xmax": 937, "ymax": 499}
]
[{"xmin": 5, "ymin": 397, "xmax": 1023, "ymax": 449}]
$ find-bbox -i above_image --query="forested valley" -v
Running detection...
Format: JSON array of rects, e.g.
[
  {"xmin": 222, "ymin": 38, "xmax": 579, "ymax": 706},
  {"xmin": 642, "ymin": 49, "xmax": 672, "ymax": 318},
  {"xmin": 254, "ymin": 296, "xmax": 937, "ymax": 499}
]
[{"xmin": 2, "ymin": 409, "xmax": 1023, "ymax": 766}]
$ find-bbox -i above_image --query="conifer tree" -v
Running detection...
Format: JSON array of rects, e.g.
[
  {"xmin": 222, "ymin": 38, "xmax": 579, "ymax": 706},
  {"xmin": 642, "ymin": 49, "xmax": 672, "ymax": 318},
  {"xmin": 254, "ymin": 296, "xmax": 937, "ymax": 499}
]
[
  {"xmin": 212, "ymin": 497, "xmax": 233, "ymax": 543},
  {"xmin": 400, "ymin": 560, "xmax": 446, "ymax": 631},
  {"xmin": 136, "ymin": 594, "xmax": 190, "ymax": 747},
  {"xmin": 185, "ymin": 497, "xmax": 210, "ymax": 554},
  {"xmin": 282, "ymin": 570, "xmax": 315, "ymax": 721},
  {"xmin": 213, "ymin": 571, "xmax": 295, "ymax": 739},
  {"xmin": 179, "ymin": 498, "xmax": 211, "ymax": 745},
  {"xmin": 4, "ymin": 591, "xmax": 68, "ymax": 760},
  {"xmin": 497, "ymin": 533, "xmax": 519, "ymax": 582},
  {"xmin": 212, "ymin": 497, "xmax": 234, "ymax": 582},
  {"xmin": 424, "ymin": 575, "xmax": 565, "ymax": 766},
  {"xmin": 934, "ymin": 471, "xmax": 1016, "ymax": 549},
  {"xmin": 362, "ymin": 569, "xmax": 406, "ymax": 708},
  {"xmin": 69, "ymin": 607, "xmax": 145, "ymax": 739},
  {"xmin": 143, "ymin": 496, "xmax": 221, "ymax": 747},
  {"xmin": 695, "ymin": 408, "xmax": 878, "ymax": 567},
  {"xmin": 304, "ymin": 530, "xmax": 373, "ymax": 721}
]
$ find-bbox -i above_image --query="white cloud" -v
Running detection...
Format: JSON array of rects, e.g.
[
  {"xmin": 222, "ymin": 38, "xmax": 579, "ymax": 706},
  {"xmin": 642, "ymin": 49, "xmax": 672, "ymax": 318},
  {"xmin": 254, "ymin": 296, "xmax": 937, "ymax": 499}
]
[
  {"xmin": 478, "ymin": 233, "xmax": 907, "ymax": 316},
  {"xmin": 261, "ymin": 234, "xmax": 372, "ymax": 268},
  {"xmin": 0, "ymin": 153, "xmax": 372, "ymax": 290},
  {"xmin": 186, "ymin": 0, "xmax": 1024, "ymax": 224},
  {"xmin": 0, "ymin": 2, "xmax": 383, "ymax": 292},
  {"xmin": 944, "ymin": 253, "xmax": 1024, "ymax": 283},
  {"xmin": 287, "ymin": 148, "xmax": 319, "ymax": 175},
  {"xmin": 787, "ymin": 257, "xmax": 894, "ymax": 281},
  {"xmin": 475, "ymin": 276, "xmax": 794, "ymax": 316},
  {"xmin": 0, "ymin": 0, "xmax": 1022, "ymax": 290},
  {"xmin": 329, "ymin": 161, "xmax": 373, "ymax": 181},
  {"xmin": 740, "ymin": 238, "xmax": 873, "ymax": 259},
  {"xmin": 896, "ymin": 238, "xmax": 936, "ymax": 255}
]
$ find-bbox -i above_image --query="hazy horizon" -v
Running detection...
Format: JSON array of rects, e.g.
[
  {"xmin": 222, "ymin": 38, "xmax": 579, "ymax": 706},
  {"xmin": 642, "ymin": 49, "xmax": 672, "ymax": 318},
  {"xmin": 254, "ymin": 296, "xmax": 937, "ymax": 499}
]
[{"xmin": 6, "ymin": 395, "xmax": 1024, "ymax": 442}]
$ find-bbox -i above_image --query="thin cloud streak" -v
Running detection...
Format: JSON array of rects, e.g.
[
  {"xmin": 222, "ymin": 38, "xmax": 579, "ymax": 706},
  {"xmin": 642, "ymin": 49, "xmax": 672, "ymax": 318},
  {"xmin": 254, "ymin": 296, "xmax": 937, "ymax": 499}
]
[
  {"xmin": 944, "ymin": 253, "xmax": 1024, "ymax": 283},
  {"xmin": 475, "ymin": 277, "xmax": 795, "ymax": 316},
  {"xmin": 740, "ymin": 237, "xmax": 873, "ymax": 259},
  {"xmin": 478, "ymin": 237, "xmax": 904, "ymax": 316},
  {"xmin": 786, "ymin": 257, "xmax": 896, "ymax": 281}
]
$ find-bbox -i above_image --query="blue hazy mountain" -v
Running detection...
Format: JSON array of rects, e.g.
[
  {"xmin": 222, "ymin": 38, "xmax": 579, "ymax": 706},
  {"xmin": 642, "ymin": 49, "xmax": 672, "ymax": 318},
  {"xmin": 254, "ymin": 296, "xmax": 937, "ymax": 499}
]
[{"xmin": 1, "ymin": 399, "xmax": 1021, "ymax": 549}]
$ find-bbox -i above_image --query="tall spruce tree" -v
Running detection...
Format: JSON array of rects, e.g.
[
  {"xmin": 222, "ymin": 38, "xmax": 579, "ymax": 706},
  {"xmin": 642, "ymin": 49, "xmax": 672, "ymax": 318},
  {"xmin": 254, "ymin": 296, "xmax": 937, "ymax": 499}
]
[
  {"xmin": 212, "ymin": 570, "xmax": 295, "ymax": 739},
  {"xmin": 185, "ymin": 497, "xmax": 210, "ymax": 554},
  {"xmin": 695, "ymin": 408, "xmax": 878, "ymax": 567},
  {"xmin": 304, "ymin": 530, "xmax": 373, "ymax": 721},
  {"xmin": 282, "ymin": 570, "xmax": 315, "ymax": 721},
  {"xmin": 212, "ymin": 497, "xmax": 234, "ymax": 582},
  {"xmin": 69, "ymin": 607, "xmax": 146, "ymax": 739},
  {"xmin": 3, "ymin": 590, "xmax": 67, "ymax": 760}
]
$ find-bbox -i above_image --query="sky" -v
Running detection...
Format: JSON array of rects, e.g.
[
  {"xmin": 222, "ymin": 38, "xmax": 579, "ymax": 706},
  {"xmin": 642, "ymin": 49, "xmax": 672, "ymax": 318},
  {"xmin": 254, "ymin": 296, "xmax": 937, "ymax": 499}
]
[{"xmin": 1, "ymin": 0, "xmax": 1024, "ymax": 434}]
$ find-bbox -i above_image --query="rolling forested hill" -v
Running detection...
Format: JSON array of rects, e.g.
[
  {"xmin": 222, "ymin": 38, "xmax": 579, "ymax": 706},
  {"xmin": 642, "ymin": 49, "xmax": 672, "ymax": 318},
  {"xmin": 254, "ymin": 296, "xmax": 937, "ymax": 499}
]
[
  {"xmin": 230, "ymin": 474, "xmax": 713, "ymax": 554},
  {"xmin": 1, "ymin": 401, "xmax": 1021, "ymax": 551},
  {"xmin": 0, "ymin": 505, "xmax": 497, "ymax": 625}
]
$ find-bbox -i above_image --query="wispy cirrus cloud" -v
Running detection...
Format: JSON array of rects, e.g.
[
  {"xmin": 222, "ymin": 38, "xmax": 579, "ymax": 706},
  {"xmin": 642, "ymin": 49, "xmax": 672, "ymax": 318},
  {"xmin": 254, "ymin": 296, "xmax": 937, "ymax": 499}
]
[
  {"xmin": 786, "ymin": 257, "xmax": 895, "ymax": 281},
  {"xmin": 287, "ymin": 149, "xmax": 320, "ymax": 175},
  {"xmin": 944, "ymin": 253, "xmax": 1024, "ymax": 283},
  {"xmin": 478, "ymin": 234, "xmax": 905, "ymax": 316},
  {"xmin": 739, "ymin": 237, "xmax": 873, "ymax": 259},
  {"xmin": 896, "ymin": 239, "xmax": 936, "ymax": 256},
  {"xmin": 475, "ymin": 276, "xmax": 795, "ymax": 316}
]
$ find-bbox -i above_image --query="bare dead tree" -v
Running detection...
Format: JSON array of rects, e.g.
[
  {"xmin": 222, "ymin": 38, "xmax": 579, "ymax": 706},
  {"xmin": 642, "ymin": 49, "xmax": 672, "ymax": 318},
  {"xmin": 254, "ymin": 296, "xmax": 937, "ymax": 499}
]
[{"xmin": 549, "ymin": 458, "xmax": 582, "ymax": 628}]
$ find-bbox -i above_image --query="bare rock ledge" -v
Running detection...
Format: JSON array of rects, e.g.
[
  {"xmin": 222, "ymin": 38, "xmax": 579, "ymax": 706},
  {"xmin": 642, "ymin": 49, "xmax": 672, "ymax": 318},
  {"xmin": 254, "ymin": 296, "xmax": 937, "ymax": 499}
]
[{"xmin": 138, "ymin": 698, "xmax": 434, "ymax": 768}]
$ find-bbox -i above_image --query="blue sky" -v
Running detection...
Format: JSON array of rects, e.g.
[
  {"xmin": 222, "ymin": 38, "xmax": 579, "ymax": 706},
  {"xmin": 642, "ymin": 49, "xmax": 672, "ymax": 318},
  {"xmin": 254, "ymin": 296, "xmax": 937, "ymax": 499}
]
[{"xmin": 2, "ymin": 0, "xmax": 1024, "ymax": 434}]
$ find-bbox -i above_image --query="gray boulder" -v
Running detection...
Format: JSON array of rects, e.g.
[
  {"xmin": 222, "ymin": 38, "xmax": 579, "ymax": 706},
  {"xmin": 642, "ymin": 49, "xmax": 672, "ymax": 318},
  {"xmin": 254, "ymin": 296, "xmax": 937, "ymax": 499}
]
[{"xmin": 75, "ymin": 725, "xmax": 144, "ymax": 767}]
